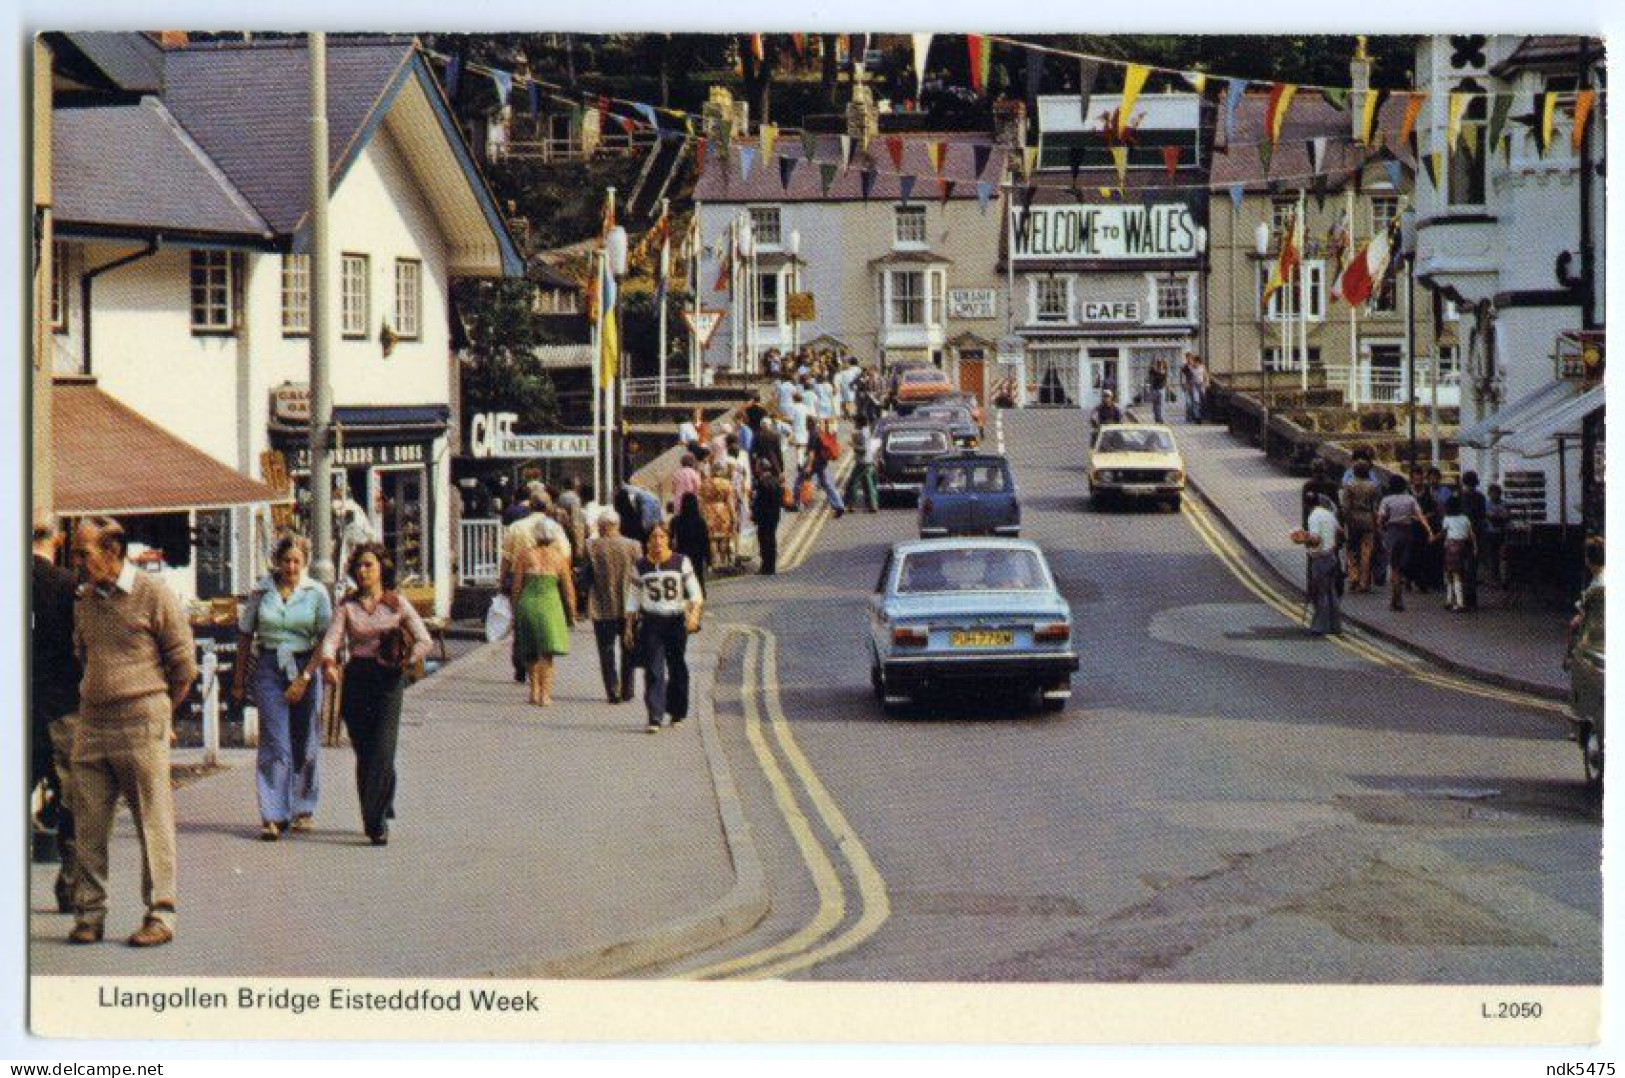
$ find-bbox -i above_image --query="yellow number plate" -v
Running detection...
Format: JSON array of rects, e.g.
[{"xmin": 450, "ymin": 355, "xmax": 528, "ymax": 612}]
[{"xmin": 949, "ymin": 630, "xmax": 1014, "ymax": 648}]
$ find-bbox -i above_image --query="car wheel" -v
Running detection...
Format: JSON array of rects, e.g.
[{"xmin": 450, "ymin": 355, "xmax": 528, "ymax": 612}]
[
  {"xmin": 1581, "ymin": 723, "xmax": 1604, "ymax": 791},
  {"xmin": 1165, "ymin": 495, "xmax": 1183, "ymax": 513},
  {"xmin": 1092, "ymin": 492, "xmax": 1112, "ymax": 512},
  {"xmin": 870, "ymin": 659, "xmax": 885, "ymax": 703}
]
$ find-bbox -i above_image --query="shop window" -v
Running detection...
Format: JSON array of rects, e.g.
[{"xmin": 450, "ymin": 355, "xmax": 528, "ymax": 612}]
[
  {"xmin": 281, "ymin": 254, "xmax": 310, "ymax": 336},
  {"xmin": 1034, "ymin": 277, "xmax": 1071, "ymax": 323},
  {"xmin": 51, "ymin": 241, "xmax": 69, "ymax": 332},
  {"xmin": 341, "ymin": 253, "xmax": 370, "ymax": 339},
  {"xmin": 1261, "ymin": 346, "xmax": 1322, "ymax": 372},
  {"xmin": 1370, "ymin": 195, "xmax": 1401, "ymax": 240},
  {"xmin": 1152, "ymin": 274, "xmax": 1192, "ymax": 321},
  {"xmin": 377, "ymin": 468, "xmax": 428, "ymax": 582},
  {"xmin": 895, "ymin": 205, "xmax": 927, "ymax": 245},
  {"xmin": 394, "ymin": 258, "xmax": 422, "ymax": 340},
  {"xmin": 190, "ymin": 250, "xmax": 237, "ymax": 334},
  {"xmin": 890, "ymin": 271, "xmax": 925, "ymax": 326},
  {"xmin": 756, "ymin": 270, "xmax": 781, "ymax": 324},
  {"xmin": 749, "ymin": 206, "xmax": 782, "ymax": 248}
]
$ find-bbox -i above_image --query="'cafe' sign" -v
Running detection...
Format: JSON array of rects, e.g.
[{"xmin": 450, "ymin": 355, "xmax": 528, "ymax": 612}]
[{"xmin": 1011, "ymin": 204, "xmax": 1199, "ymax": 261}]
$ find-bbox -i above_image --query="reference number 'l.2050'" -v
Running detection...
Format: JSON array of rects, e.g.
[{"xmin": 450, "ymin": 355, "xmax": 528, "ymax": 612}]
[{"xmin": 1481, "ymin": 1000, "xmax": 1543, "ymax": 1018}]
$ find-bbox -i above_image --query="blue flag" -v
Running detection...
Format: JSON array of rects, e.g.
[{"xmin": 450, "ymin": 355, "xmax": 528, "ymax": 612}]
[
  {"xmin": 527, "ymin": 83, "xmax": 541, "ymax": 117},
  {"xmin": 899, "ymin": 174, "xmax": 917, "ymax": 203},
  {"xmin": 1382, "ymin": 158, "xmax": 1403, "ymax": 190},
  {"xmin": 634, "ymin": 103, "xmax": 660, "ymax": 133},
  {"xmin": 976, "ymin": 180, "xmax": 995, "ymax": 215},
  {"xmin": 1229, "ymin": 184, "xmax": 1244, "ymax": 211},
  {"xmin": 739, "ymin": 146, "xmax": 757, "ymax": 181},
  {"xmin": 1224, "ymin": 79, "xmax": 1246, "ymax": 142},
  {"xmin": 490, "ymin": 69, "xmax": 512, "ymax": 103}
]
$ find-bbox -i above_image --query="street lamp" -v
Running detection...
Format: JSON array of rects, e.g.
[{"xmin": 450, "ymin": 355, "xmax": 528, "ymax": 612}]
[
  {"xmin": 604, "ymin": 224, "xmax": 627, "ymax": 492},
  {"xmin": 1255, "ymin": 220, "xmax": 1277, "ymax": 417},
  {"xmin": 787, "ymin": 228, "xmax": 801, "ymax": 353},
  {"xmin": 736, "ymin": 212, "xmax": 755, "ymax": 373}
]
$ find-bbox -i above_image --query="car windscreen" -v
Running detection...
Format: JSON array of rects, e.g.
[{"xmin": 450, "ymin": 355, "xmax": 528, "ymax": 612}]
[
  {"xmin": 896, "ymin": 548, "xmax": 1048, "ymax": 593},
  {"xmin": 932, "ymin": 463, "xmax": 1010, "ymax": 493},
  {"xmin": 1096, "ymin": 429, "xmax": 1174, "ymax": 454},
  {"xmin": 885, "ymin": 430, "xmax": 950, "ymax": 454},
  {"xmin": 917, "ymin": 407, "xmax": 970, "ymax": 424}
]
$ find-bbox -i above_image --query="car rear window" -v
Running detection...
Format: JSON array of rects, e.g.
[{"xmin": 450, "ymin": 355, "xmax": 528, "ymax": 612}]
[
  {"xmin": 897, "ymin": 548, "xmax": 1047, "ymax": 593},
  {"xmin": 886, "ymin": 430, "xmax": 950, "ymax": 453},
  {"xmin": 1097, "ymin": 429, "xmax": 1175, "ymax": 453},
  {"xmin": 904, "ymin": 369, "xmax": 950, "ymax": 383},
  {"xmin": 933, "ymin": 463, "xmax": 1009, "ymax": 493}
]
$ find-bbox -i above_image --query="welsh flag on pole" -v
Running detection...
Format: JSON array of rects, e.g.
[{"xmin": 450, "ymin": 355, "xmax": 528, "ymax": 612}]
[
  {"xmin": 599, "ymin": 252, "xmax": 620, "ymax": 383},
  {"xmin": 1336, "ymin": 227, "xmax": 1392, "ymax": 309},
  {"xmin": 1263, "ymin": 211, "xmax": 1301, "ymax": 304}
]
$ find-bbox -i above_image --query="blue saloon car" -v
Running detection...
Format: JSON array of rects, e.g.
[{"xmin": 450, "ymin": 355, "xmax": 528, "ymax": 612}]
[{"xmin": 868, "ymin": 538, "xmax": 1077, "ymax": 714}]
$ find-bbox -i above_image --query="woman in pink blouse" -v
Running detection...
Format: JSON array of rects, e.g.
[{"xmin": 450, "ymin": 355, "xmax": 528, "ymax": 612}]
[{"xmin": 320, "ymin": 543, "xmax": 431, "ymax": 846}]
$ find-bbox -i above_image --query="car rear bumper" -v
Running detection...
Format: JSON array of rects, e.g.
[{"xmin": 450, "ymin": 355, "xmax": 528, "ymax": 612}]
[
  {"xmin": 918, "ymin": 524, "xmax": 1022, "ymax": 538},
  {"xmin": 882, "ymin": 650, "xmax": 1079, "ymax": 687},
  {"xmin": 878, "ymin": 478, "xmax": 926, "ymax": 493},
  {"xmin": 1090, "ymin": 482, "xmax": 1185, "ymax": 497}
]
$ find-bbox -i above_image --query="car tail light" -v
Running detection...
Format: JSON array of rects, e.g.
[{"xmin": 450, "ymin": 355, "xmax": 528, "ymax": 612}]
[
  {"xmin": 1034, "ymin": 622, "xmax": 1070, "ymax": 643},
  {"xmin": 1166, "ymin": 470, "xmax": 1184, "ymax": 484},
  {"xmin": 892, "ymin": 626, "xmax": 929, "ymax": 647},
  {"xmin": 921, "ymin": 497, "xmax": 933, "ymax": 514}
]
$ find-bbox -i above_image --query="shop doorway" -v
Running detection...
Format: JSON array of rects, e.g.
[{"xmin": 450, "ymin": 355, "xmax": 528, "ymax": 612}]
[
  {"xmin": 374, "ymin": 466, "xmax": 429, "ymax": 583},
  {"xmin": 958, "ymin": 351, "xmax": 985, "ymax": 402},
  {"xmin": 1080, "ymin": 348, "xmax": 1122, "ymax": 413}
]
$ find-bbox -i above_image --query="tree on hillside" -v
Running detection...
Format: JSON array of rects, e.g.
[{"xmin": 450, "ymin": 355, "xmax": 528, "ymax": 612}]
[{"xmin": 456, "ymin": 279, "xmax": 561, "ymax": 438}]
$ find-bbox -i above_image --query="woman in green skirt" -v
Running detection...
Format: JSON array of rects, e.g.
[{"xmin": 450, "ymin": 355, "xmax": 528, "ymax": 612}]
[{"xmin": 512, "ymin": 532, "xmax": 576, "ymax": 706}]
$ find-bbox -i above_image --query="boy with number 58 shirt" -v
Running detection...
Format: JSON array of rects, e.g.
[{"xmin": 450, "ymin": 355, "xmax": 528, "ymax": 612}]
[{"xmin": 624, "ymin": 524, "xmax": 704, "ymax": 733}]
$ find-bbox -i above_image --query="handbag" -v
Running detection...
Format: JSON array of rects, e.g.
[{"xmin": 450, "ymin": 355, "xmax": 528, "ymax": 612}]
[
  {"xmin": 376, "ymin": 593, "xmax": 425, "ymax": 682},
  {"xmin": 484, "ymin": 594, "xmax": 514, "ymax": 642}
]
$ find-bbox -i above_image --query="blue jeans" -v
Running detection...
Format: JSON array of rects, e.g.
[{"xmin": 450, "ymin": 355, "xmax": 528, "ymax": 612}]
[
  {"xmin": 812, "ymin": 465, "xmax": 846, "ymax": 512},
  {"xmin": 252, "ymin": 649, "xmax": 322, "ymax": 824},
  {"xmin": 1151, "ymin": 391, "xmax": 1165, "ymax": 423},
  {"xmin": 639, "ymin": 614, "xmax": 690, "ymax": 726}
]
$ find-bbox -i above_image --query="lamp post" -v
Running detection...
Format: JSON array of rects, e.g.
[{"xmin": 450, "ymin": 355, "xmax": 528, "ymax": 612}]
[
  {"xmin": 788, "ymin": 228, "xmax": 801, "ymax": 354},
  {"xmin": 736, "ymin": 211, "xmax": 755, "ymax": 372},
  {"xmin": 605, "ymin": 222, "xmax": 628, "ymax": 489},
  {"xmin": 1255, "ymin": 221, "xmax": 1276, "ymax": 412}
]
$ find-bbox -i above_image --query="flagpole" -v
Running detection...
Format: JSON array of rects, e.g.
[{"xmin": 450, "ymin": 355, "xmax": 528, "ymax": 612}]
[
  {"xmin": 591, "ymin": 247, "xmax": 603, "ymax": 504},
  {"xmin": 1297, "ymin": 188, "xmax": 1308, "ymax": 393},
  {"xmin": 1346, "ymin": 186, "xmax": 1358, "ymax": 409},
  {"xmin": 689, "ymin": 212, "xmax": 700, "ymax": 388},
  {"xmin": 658, "ymin": 197, "xmax": 670, "ymax": 407},
  {"xmin": 307, "ymin": 31, "xmax": 336, "ymax": 587},
  {"xmin": 605, "ymin": 186, "xmax": 618, "ymax": 492}
]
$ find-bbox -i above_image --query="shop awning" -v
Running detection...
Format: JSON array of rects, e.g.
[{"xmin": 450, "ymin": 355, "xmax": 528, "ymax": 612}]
[
  {"xmin": 1453, "ymin": 380, "xmax": 1575, "ymax": 448},
  {"xmin": 53, "ymin": 383, "xmax": 284, "ymax": 516},
  {"xmin": 1505, "ymin": 384, "xmax": 1604, "ymax": 458}
]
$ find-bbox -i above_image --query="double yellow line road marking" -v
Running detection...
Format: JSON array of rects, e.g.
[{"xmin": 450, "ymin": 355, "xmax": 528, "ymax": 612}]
[
  {"xmin": 682, "ymin": 625, "xmax": 889, "ymax": 980},
  {"xmin": 1180, "ymin": 491, "xmax": 1565, "ymax": 715},
  {"xmin": 778, "ymin": 454, "xmax": 855, "ymax": 573}
]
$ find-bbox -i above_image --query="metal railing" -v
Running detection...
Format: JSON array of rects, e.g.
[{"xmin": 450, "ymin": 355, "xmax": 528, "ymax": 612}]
[
  {"xmin": 621, "ymin": 373, "xmax": 693, "ymax": 408},
  {"xmin": 458, "ymin": 519, "xmax": 504, "ymax": 586},
  {"xmin": 1324, "ymin": 364, "xmax": 1461, "ymax": 407}
]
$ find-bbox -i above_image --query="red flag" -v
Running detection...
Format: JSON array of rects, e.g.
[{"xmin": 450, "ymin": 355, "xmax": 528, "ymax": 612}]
[
  {"xmin": 886, "ymin": 136, "xmax": 905, "ymax": 172},
  {"xmin": 791, "ymin": 33, "xmax": 806, "ymax": 56},
  {"xmin": 750, "ymin": 34, "xmax": 765, "ymax": 62},
  {"xmin": 1336, "ymin": 229, "xmax": 1391, "ymax": 308},
  {"xmin": 694, "ymin": 137, "xmax": 708, "ymax": 176},
  {"xmin": 967, "ymin": 34, "xmax": 987, "ymax": 94},
  {"xmin": 713, "ymin": 246, "xmax": 732, "ymax": 292},
  {"xmin": 1161, "ymin": 144, "xmax": 1180, "ymax": 178},
  {"xmin": 927, "ymin": 141, "xmax": 946, "ymax": 175}
]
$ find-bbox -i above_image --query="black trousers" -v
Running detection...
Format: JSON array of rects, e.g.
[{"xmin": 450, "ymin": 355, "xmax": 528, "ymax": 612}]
[
  {"xmin": 638, "ymin": 614, "xmax": 690, "ymax": 726},
  {"xmin": 757, "ymin": 518, "xmax": 779, "ymax": 574},
  {"xmin": 592, "ymin": 618, "xmax": 637, "ymax": 701},
  {"xmin": 340, "ymin": 658, "xmax": 403, "ymax": 838}
]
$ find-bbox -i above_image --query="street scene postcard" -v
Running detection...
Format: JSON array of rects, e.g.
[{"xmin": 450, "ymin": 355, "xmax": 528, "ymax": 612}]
[{"xmin": 22, "ymin": 26, "xmax": 1609, "ymax": 1049}]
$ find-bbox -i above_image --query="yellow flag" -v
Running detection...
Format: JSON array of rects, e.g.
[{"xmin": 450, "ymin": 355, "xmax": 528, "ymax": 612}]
[
  {"xmin": 1110, "ymin": 145, "xmax": 1128, "ymax": 186},
  {"xmin": 1462, "ymin": 123, "xmax": 1480, "ymax": 157},
  {"xmin": 1119, "ymin": 64, "xmax": 1149, "ymax": 135},
  {"xmin": 1447, "ymin": 92, "xmax": 1469, "ymax": 150},
  {"xmin": 1540, "ymin": 91, "xmax": 1558, "ymax": 154},
  {"xmin": 1022, "ymin": 146, "xmax": 1039, "ymax": 177},
  {"xmin": 760, "ymin": 123, "xmax": 778, "ymax": 160},
  {"xmin": 601, "ymin": 307, "xmax": 620, "ymax": 383},
  {"xmin": 1359, "ymin": 90, "xmax": 1382, "ymax": 146}
]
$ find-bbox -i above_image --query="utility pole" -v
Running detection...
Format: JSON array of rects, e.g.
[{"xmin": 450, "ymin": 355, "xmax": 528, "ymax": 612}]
[
  {"xmin": 658, "ymin": 197, "xmax": 670, "ymax": 406},
  {"xmin": 1297, "ymin": 188, "xmax": 1309, "ymax": 393},
  {"xmin": 1405, "ymin": 254, "xmax": 1418, "ymax": 468},
  {"xmin": 308, "ymin": 31, "xmax": 335, "ymax": 585}
]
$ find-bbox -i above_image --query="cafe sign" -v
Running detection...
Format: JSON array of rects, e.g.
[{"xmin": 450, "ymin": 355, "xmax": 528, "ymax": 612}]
[
  {"xmin": 1080, "ymin": 300, "xmax": 1141, "ymax": 323},
  {"xmin": 1011, "ymin": 204, "xmax": 1199, "ymax": 261},
  {"xmin": 469, "ymin": 412, "xmax": 595, "ymax": 460}
]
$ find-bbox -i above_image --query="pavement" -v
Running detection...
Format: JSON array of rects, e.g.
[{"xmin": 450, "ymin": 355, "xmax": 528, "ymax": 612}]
[{"xmin": 1163, "ymin": 413, "xmax": 1572, "ymax": 699}]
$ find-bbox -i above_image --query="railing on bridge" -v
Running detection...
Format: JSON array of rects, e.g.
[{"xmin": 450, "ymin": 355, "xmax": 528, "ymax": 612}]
[
  {"xmin": 458, "ymin": 519, "xmax": 504, "ymax": 586},
  {"xmin": 1324, "ymin": 364, "xmax": 1461, "ymax": 407},
  {"xmin": 620, "ymin": 373, "xmax": 694, "ymax": 408}
]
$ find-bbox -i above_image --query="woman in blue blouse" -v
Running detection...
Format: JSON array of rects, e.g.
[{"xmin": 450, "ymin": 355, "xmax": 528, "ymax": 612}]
[{"xmin": 233, "ymin": 535, "xmax": 333, "ymax": 841}]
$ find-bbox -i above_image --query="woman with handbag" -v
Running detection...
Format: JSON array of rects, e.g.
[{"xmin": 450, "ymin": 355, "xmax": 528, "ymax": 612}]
[
  {"xmin": 319, "ymin": 542, "xmax": 431, "ymax": 846},
  {"xmin": 232, "ymin": 535, "xmax": 332, "ymax": 842}
]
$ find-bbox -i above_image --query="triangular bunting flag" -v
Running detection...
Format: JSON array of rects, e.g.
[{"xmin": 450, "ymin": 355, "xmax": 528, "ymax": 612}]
[
  {"xmin": 1025, "ymin": 52, "xmax": 1043, "ymax": 103},
  {"xmin": 1229, "ymin": 184, "xmax": 1245, "ymax": 211},
  {"xmin": 749, "ymin": 34, "xmax": 765, "ymax": 62},
  {"xmin": 694, "ymin": 137, "xmax": 708, "ymax": 176},
  {"xmin": 490, "ymin": 69, "xmax": 512, "ymax": 104},
  {"xmin": 718, "ymin": 117, "xmax": 733, "ymax": 154},
  {"xmin": 818, "ymin": 162, "xmax": 837, "ymax": 196},
  {"xmin": 939, "ymin": 178, "xmax": 955, "ymax": 206},
  {"xmin": 778, "ymin": 154, "xmax": 796, "ymax": 191},
  {"xmin": 791, "ymin": 33, "xmax": 806, "ymax": 56},
  {"xmin": 1140, "ymin": 187, "xmax": 1158, "ymax": 211},
  {"xmin": 1183, "ymin": 70, "xmax": 1208, "ymax": 94},
  {"xmin": 802, "ymin": 130, "xmax": 818, "ymax": 162},
  {"xmin": 1067, "ymin": 145, "xmax": 1084, "ymax": 182},
  {"xmin": 1382, "ymin": 158, "xmax": 1403, "ymax": 190},
  {"xmin": 1487, "ymin": 93, "xmax": 1512, "ymax": 152},
  {"xmin": 840, "ymin": 134, "xmax": 853, "ymax": 168},
  {"xmin": 760, "ymin": 123, "xmax": 778, "ymax": 160},
  {"xmin": 1462, "ymin": 124, "xmax": 1480, "ymax": 157},
  {"xmin": 1572, "ymin": 90, "xmax": 1596, "ymax": 153},
  {"xmin": 736, "ymin": 145, "xmax": 756, "ymax": 181},
  {"xmin": 928, "ymin": 141, "xmax": 947, "ymax": 175},
  {"xmin": 1447, "ymin": 92, "xmax": 1470, "ymax": 151},
  {"xmin": 886, "ymin": 136, "xmax": 905, "ymax": 172},
  {"xmin": 912, "ymin": 33, "xmax": 933, "ymax": 98},
  {"xmin": 1313, "ymin": 174, "xmax": 1328, "ymax": 211},
  {"xmin": 1360, "ymin": 89, "xmax": 1391, "ymax": 147},
  {"xmin": 1109, "ymin": 145, "xmax": 1128, "ymax": 186},
  {"xmin": 1162, "ymin": 144, "xmax": 1180, "ymax": 178},
  {"xmin": 634, "ymin": 103, "xmax": 660, "ymax": 133},
  {"xmin": 1078, "ymin": 58, "xmax": 1100, "ymax": 123},
  {"xmin": 976, "ymin": 179, "xmax": 995, "ymax": 215},
  {"xmin": 1020, "ymin": 184, "xmax": 1037, "ymax": 222},
  {"xmin": 617, "ymin": 115, "xmax": 635, "ymax": 137},
  {"xmin": 1306, "ymin": 137, "xmax": 1328, "ymax": 176},
  {"xmin": 967, "ymin": 34, "xmax": 991, "ymax": 95},
  {"xmin": 1265, "ymin": 84, "xmax": 1297, "ymax": 146},
  {"xmin": 899, "ymin": 174, "xmax": 917, "ymax": 203},
  {"xmin": 1538, "ymin": 91, "xmax": 1558, "ymax": 156},
  {"xmin": 1022, "ymin": 146, "xmax": 1039, "ymax": 177},
  {"xmin": 1224, "ymin": 79, "xmax": 1247, "ymax": 142},
  {"xmin": 1321, "ymin": 87, "xmax": 1349, "ymax": 111},
  {"xmin": 1119, "ymin": 64, "xmax": 1148, "ymax": 136},
  {"xmin": 1423, "ymin": 150, "xmax": 1442, "ymax": 191},
  {"xmin": 1257, "ymin": 139, "xmax": 1273, "ymax": 173},
  {"xmin": 1400, "ymin": 92, "xmax": 1426, "ymax": 152},
  {"xmin": 860, "ymin": 166, "xmax": 876, "ymax": 201},
  {"xmin": 973, "ymin": 143, "xmax": 992, "ymax": 178}
]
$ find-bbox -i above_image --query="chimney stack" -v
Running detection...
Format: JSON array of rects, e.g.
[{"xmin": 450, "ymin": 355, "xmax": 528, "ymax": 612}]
[{"xmin": 157, "ymin": 31, "xmax": 189, "ymax": 49}]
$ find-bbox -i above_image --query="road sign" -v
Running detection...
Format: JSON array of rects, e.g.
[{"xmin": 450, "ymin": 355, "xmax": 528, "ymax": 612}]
[
  {"xmin": 682, "ymin": 308, "xmax": 726, "ymax": 349},
  {"xmin": 996, "ymin": 335, "xmax": 1026, "ymax": 366}
]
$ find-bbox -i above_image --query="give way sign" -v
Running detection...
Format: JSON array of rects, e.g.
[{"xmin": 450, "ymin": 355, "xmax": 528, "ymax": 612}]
[{"xmin": 682, "ymin": 308, "xmax": 725, "ymax": 349}]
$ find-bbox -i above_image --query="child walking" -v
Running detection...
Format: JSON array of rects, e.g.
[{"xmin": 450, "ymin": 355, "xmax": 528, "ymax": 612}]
[{"xmin": 1438, "ymin": 498, "xmax": 1477, "ymax": 612}]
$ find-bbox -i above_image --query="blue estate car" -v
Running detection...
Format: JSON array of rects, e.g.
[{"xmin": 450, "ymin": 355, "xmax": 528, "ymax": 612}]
[
  {"xmin": 868, "ymin": 538, "xmax": 1077, "ymax": 714},
  {"xmin": 918, "ymin": 452, "xmax": 1020, "ymax": 538}
]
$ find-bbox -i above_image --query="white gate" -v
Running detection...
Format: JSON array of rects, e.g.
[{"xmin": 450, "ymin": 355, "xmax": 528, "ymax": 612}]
[{"xmin": 458, "ymin": 519, "xmax": 503, "ymax": 586}]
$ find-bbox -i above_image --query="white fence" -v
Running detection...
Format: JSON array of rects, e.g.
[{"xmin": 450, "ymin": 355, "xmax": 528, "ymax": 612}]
[
  {"xmin": 621, "ymin": 373, "xmax": 693, "ymax": 408},
  {"xmin": 458, "ymin": 519, "xmax": 504, "ymax": 586},
  {"xmin": 1325, "ymin": 363, "xmax": 1461, "ymax": 408}
]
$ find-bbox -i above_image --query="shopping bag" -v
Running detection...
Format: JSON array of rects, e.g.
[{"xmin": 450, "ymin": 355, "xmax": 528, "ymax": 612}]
[
  {"xmin": 484, "ymin": 595, "xmax": 514, "ymax": 642},
  {"xmin": 737, "ymin": 523, "xmax": 759, "ymax": 562}
]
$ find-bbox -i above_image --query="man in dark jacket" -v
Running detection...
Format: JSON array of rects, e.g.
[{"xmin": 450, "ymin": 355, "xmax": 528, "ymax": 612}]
[
  {"xmin": 749, "ymin": 414, "xmax": 784, "ymax": 478},
  {"xmin": 31, "ymin": 515, "xmax": 80, "ymax": 913},
  {"xmin": 751, "ymin": 460, "xmax": 784, "ymax": 575}
]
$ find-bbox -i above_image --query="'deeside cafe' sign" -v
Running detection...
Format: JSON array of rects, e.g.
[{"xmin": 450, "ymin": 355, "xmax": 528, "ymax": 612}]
[{"xmin": 1011, "ymin": 204, "xmax": 1199, "ymax": 261}]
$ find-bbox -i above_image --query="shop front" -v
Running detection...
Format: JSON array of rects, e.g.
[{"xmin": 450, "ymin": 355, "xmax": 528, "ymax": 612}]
[{"xmin": 267, "ymin": 399, "xmax": 450, "ymax": 592}]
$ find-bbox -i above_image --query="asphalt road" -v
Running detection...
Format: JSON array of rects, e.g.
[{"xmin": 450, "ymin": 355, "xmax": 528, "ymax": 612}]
[{"xmin": 662, "ymin": 407, "xmax": 1601, "ymax": 984}]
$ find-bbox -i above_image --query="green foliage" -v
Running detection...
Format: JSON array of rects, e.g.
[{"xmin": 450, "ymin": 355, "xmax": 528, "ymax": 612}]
[{"xmin": 456, "ymin": 279, "xmax": 560, "ymax": 436}]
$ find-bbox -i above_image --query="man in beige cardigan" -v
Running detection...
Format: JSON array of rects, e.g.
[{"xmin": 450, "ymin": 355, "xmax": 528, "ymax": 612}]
[{"xmin": 69, "ymin": 518, "xmax": 196, "ymax": 947}]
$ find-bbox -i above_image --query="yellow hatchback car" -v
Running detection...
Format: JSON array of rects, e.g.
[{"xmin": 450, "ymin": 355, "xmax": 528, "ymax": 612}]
[{"xmin": 1087, "ymin": 423, "xmax": 1186, "ymax": 511}]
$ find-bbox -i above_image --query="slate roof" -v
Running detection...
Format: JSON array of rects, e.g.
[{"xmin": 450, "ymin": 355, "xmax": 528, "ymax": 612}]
[
  {"xmin": 1022, "ymin": 167, "xmax": 1210, "ymax": 206},
  {"xmin": 59, "ymin": 32, "xmax": 165, "ymax": 94},
  {"xmin": 53, "ymin": 98, "xmax": 271, "ymax": 239},
  {"xmin": 1491, "ymin": 35, "xmax": 1603, "ymax": 75},
  {"xmin": 159, "ymin": 38, "xmax": 418, "ymax": 235},
  {"xmin": 1210, "ymin": 92, "xmax": 1416, "ymax": 190},
  {"xmin": 695, "ymin": 133, "xmax": 1005, "ymax": 203}
]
